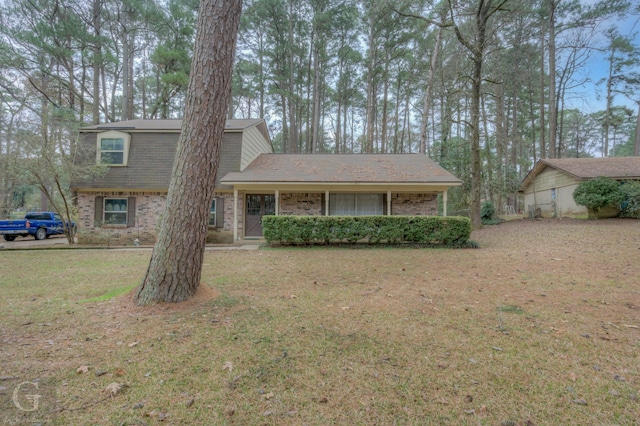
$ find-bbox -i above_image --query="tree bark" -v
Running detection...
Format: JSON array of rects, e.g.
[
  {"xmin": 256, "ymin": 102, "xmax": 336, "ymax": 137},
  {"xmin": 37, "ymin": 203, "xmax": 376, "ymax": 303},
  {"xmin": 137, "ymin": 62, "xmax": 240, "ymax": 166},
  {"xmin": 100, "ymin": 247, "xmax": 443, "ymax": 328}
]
[
  {"xmin": 419, "ymin": 24, "xmax": 443, "ymax": 155},
  {"xmin": 635, "ymin": 103, "xmax": 640, "ymax": 156},
  {"xmin": 547, "ymin": 0, "xmax": 557, "ymax": 158},
  {"xmin": 135, "ymin": 0, "xmax": 242, "ymax": 305},
  {"xmin": 92, "ymin": 0, "xmax": 102, "ymax": 125},
  {"xmin": 539, "ymin": 19, "xmax": 546, "ymax": 159}
]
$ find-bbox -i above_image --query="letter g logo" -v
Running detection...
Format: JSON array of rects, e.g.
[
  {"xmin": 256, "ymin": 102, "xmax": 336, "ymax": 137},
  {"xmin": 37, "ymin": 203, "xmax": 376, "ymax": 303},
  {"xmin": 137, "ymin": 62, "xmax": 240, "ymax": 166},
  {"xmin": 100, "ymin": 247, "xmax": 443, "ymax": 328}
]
[{"xmin": 12, "ymin": 381, "xmax": 41, "ymax": 412}]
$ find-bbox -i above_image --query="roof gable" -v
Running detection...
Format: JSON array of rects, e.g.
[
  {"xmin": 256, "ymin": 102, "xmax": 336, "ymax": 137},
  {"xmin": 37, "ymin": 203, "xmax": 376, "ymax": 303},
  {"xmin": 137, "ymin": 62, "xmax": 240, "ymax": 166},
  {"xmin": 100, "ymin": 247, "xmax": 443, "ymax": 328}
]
[{"xmin": 520, "ymin": 157, "xmax": 640, "ymax": 192}]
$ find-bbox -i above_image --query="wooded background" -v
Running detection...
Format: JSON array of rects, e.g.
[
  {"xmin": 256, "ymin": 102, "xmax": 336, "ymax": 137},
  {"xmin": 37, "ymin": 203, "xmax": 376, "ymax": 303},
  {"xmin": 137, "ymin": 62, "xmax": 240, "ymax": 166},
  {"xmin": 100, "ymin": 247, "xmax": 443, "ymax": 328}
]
[{"xmin": 1, "ymin": 0, "xmax": 639, "ymax": 219}]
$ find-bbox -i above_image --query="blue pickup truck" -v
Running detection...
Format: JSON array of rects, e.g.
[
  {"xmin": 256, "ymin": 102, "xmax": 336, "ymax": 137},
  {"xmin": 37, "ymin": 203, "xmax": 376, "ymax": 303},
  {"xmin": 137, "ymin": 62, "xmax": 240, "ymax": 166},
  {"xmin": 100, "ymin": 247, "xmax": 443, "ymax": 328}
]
[{"xmin": 0, "ymin": 212, "xmax": 75, "ymax": 242}]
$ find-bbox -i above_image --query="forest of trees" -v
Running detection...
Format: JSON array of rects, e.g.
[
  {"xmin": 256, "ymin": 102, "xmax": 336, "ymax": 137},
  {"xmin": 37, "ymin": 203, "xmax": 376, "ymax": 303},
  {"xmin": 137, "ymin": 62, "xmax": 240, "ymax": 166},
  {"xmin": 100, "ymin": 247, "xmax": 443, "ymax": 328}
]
[{"xmin": 1, "ymin": 0, "xmax": 639, "ymax": 221}]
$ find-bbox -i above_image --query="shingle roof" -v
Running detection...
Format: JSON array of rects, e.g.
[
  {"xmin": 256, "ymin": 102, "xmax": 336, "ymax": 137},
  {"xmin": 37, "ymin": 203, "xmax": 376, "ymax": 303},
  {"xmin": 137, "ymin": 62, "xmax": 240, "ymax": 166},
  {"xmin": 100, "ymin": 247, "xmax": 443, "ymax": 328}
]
[
  {"xmin": 222, "ymin": 154, "xmax": 461, "ymax": 184},
  {"xmin": 79, "ymin": 118, "xmax": 265, "ymax": 132},
  {"xmin": 520, "ymin": 157, "xmax": 640, "ymax": 191}
]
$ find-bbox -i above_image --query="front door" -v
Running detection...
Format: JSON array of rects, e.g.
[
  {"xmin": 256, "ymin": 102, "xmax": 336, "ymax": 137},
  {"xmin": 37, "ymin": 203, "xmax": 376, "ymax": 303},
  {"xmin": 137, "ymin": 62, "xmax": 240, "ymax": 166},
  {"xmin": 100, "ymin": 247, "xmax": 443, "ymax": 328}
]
[{"xmin": 245, "ymin": 194, "xmax": 275, "ymax": 237}]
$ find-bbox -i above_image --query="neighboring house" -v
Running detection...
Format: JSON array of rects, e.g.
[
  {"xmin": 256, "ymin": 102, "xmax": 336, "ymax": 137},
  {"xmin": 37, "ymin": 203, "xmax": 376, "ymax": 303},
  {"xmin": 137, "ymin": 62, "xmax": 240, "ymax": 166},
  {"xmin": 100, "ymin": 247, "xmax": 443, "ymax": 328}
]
[
  {"xmin": 519, "ymin": 157, "xmax": 640, "ymax": 218},
  {"xmin": 71, "ymin": 119, "xmax": 462, "ymax": 244}
]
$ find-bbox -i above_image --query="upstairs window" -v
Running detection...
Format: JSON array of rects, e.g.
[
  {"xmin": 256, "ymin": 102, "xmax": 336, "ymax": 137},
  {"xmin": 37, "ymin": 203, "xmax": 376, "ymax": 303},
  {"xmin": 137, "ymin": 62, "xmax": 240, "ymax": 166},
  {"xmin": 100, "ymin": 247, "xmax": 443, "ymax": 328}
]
[{"xmin": 97, "ymin": 131, "xmax": 130, "ymax": 166}]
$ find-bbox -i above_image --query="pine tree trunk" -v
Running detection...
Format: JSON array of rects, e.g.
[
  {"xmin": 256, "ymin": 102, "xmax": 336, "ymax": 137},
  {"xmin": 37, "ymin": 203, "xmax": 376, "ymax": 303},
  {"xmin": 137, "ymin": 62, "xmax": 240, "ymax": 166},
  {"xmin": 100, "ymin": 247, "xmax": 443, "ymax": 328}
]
[
  {"xmin": 635, "ymin": 103, "xmax": 640, "ymax": 156},
  {"xmin": 548, "ymin": 0, "xmax": 557, "ymax": 158},
  {"xmin": 135, "ymin": 0, "xmax": 242, "ymax": 305}
]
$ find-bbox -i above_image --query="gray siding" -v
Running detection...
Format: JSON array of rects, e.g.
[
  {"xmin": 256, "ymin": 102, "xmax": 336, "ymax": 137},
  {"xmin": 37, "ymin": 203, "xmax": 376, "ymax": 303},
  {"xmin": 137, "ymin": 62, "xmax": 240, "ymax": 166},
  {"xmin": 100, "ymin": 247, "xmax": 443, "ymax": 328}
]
[
  {"xmin": 72, "ymin": 132, "xmax": 179, "ymax": 190},
  {"xmin": 214, "ymin": 132, "xmax": 243, "ymax": 190}
]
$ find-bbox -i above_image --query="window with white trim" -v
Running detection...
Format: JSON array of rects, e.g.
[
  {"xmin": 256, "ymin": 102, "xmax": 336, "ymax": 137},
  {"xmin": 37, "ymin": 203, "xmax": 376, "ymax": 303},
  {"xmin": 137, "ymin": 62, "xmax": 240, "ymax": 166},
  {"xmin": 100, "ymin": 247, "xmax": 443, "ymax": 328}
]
[
  {"xmin": 329, "ymin": 193, "xmax": 384, "ymax": 216},
  {"xmin": 97, "ymin": 131, "xmax": 130, "ymax": 166},
  {"xmin": 104, "ymin": 198, "xmax": 128, "ymax": 225}
]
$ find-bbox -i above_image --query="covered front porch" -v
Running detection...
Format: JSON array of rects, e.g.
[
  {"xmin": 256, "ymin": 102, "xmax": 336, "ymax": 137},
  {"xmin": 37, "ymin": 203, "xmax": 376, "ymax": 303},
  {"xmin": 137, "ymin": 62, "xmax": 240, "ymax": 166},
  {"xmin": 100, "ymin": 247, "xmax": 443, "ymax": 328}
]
[
  {"xmin": 223, "ymin": 184, "xmax": 452, "ymax": 241},
  {"xmin": 219, "ymin": 153, "xmax": 462, "ymax": 242}
]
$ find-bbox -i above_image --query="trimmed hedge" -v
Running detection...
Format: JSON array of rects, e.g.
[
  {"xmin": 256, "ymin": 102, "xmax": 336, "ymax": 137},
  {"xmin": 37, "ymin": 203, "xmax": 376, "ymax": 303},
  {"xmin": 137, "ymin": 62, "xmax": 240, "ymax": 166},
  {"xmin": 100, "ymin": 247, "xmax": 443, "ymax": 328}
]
[{"xmin": 262, "ymin": 215, "xmax": 471, "ymax": 246}]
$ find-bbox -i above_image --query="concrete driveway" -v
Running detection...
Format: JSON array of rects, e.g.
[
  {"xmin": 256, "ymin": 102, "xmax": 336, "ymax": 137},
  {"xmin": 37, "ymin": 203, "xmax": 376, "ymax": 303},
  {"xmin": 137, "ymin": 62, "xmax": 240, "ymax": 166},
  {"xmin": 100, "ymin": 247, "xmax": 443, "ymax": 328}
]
[
  {"xmin": 0, "ymin": 235, "xmax": 260, "ymax": 250},
  {"xmin": 0, "ymin": 234, "xmax": 72, "ymax": 249}
]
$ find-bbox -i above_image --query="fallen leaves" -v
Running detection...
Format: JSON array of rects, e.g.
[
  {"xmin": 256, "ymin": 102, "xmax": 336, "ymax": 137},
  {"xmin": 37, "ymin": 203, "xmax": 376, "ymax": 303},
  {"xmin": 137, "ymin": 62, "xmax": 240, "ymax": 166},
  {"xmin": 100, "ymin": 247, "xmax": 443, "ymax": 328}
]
[
  {"xmin": 146, "ymin": 410, "xmax": 169, "ymax": 421},
  {"xmin": 222, "ymin": 361, "xmax": 233, "ymax": 371},
  {"xmin": 105, "ymin": 382, "xmax": 123, "ymax": 397},
  {"xmin": 76, "ymin": 365, "xmax": 90, "ymax": 374}
]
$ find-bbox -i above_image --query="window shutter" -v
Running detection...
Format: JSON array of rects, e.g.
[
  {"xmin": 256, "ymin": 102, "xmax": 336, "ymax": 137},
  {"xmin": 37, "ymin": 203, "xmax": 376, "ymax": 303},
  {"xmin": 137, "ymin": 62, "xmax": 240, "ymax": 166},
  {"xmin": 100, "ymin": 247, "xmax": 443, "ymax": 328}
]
[
  {"xmin": 383, "ymin": 193, "xmax": 388, "ymax": 215},
  {"xmin": 127, "ymin": 197, "xmax": 136, "ymax": 227},
  {"xmin": 215, "ymin": 197, "xmax": 224, "ymax": 228},
  {"xmin": 94, "ymin": 196, "xmax": 103, "ymax": 226},
  {"xmin": 320, "ymin": 193, "xmax": 325, "ymax": 216}
]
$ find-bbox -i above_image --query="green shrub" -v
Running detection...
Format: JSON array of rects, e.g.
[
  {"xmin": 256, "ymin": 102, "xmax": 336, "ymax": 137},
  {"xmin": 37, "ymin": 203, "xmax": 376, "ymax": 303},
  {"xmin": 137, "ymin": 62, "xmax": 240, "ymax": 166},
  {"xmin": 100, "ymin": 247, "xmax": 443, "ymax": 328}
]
[
  {"xmin": 572, "ymin": 176, "xmax": 625, "ymax": 217},
  {"xmin": 620, "ymin": 180, "xmax": 640, "ymax": 219},
  {"xmin": 481, "ymin": 201, "xmax": 495, "ymax": 221},
  {"xmin": 262, "ymin": 215, "xmax": 471, "ymax": 246}
]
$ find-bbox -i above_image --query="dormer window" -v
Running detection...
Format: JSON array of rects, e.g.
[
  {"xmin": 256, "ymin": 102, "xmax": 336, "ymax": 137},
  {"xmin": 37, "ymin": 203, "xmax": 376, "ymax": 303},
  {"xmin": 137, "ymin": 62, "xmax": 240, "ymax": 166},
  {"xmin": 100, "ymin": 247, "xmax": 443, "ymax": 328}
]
[{"xmin": 97, "ymin": 131, "xmax": 130, "ymax": 166}]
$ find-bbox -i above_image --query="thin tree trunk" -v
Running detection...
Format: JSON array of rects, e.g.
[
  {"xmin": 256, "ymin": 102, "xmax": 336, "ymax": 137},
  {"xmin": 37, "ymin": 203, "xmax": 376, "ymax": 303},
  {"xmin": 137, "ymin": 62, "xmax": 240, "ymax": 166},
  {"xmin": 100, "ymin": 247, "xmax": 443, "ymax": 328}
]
[
  {"xmin": 381, "ymin": 54, "xmax": 389, "ymax": 153},
  {"xmin": 539, "ymin": 19, "xmax": 546, "ymax": 159},
  {"xmin": 548, "ymin": 0, "xmax": 557, "ymax": 158},
  {"xmin": 288, "ymin": 0, "xmax": 298, "ymax": 153},
  {"xmin": 635, "ymin": 103, "xmax": 640, "ymax": 156},
  {"xmin": 420, "ymin": 23, "xmax": 443, "ymax": 154}
]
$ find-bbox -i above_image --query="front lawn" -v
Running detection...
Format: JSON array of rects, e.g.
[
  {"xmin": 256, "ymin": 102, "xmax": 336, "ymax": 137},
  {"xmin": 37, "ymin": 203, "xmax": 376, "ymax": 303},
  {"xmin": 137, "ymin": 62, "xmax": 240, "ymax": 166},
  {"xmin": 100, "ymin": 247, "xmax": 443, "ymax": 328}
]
[{"xmin": 1, "ymin": 219, "xmax": 638, "ymax": 425}]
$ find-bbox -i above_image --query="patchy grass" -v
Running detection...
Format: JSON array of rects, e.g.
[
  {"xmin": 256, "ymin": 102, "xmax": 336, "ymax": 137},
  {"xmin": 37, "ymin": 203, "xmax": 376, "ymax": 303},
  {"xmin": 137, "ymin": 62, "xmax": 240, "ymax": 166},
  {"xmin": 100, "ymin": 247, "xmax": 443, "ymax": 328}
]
[
  {"xmin": 80, "ymin": 285, "xmax": 138, "ymax": 303},
  {"xmin": 0, "ymin": 219, "xmax": 639, "ymax": 425}
]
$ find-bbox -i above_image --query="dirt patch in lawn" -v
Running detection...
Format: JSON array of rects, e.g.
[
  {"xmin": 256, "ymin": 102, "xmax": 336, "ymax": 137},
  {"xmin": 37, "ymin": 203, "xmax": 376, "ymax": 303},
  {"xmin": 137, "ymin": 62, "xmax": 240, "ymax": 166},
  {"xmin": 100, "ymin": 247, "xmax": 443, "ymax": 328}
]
[
  {"xmin": 0, "ymin": 218, "xmax": 638, "ymax": 425},
  {"xmin": 116, "ymin": 282, "xmax": 221, "ymax": 315}
]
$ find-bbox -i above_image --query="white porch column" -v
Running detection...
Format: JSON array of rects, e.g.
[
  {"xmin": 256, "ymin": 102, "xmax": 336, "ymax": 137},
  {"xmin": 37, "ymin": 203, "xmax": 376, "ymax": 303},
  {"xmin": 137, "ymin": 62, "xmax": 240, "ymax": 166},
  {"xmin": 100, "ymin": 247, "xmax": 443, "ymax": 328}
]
[
  {"xmin": 387, "ymin": 191, "xmax": 391, "ymax": 215},
  {"xmin": 275, "ymin": 190, "xmax": 280, "ymax": 216},
  {"xmin": 443, "ymin": 189, "xmax": 448, "ymax": 217},
  {"xmin": 325, "ymin": 190, "xmax": 329, "ymax": 216},
  {"xmin": 233, "ymin": 188, "xmax": 238, "ymax": 241}
]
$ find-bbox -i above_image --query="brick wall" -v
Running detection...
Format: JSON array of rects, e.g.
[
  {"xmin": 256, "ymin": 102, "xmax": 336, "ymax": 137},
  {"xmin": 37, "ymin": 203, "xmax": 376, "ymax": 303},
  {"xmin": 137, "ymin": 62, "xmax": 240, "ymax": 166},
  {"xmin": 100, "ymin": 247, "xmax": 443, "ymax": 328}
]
[
  {"xmin": 391, "ymin": 193, "xmax": 438, "ymax": 215},
  {"xmin": 278, "ymin": 192, "xmax": 438, "ymax": 216},
  {"xmin": 77, "ymin": 191, "xmax": 236, "ymax": 245},
  {"xmin": 76, "ymin": 191, "xmax": 439, "ymax": 245},
  {"xmin": 76, "ymin": 191, "xmax": 165, "ymax": 245},
  {"xmin": 280, "ymin": 193, "xmax": 323, "ymax": 215}
]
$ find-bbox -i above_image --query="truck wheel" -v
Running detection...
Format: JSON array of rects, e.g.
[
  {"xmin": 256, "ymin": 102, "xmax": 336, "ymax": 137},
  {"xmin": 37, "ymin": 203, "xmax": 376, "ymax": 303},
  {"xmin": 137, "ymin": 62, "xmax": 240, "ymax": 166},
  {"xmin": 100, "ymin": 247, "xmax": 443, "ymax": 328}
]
[
  {"xmin": 35, "ymin": 228, "xmax": 47, "ymax": 240},
  {"xmin": 3, "ymin": 235, "xmax": 16, "ymax": 242}
]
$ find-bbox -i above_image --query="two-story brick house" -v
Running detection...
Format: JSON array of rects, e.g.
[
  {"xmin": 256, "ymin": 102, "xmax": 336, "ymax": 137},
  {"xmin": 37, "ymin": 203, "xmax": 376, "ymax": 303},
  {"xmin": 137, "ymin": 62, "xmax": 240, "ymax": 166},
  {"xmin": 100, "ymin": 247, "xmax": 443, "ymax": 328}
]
[{"xmin": 71, "ymin": 119, "xmax": 462, "ymax": 244}]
